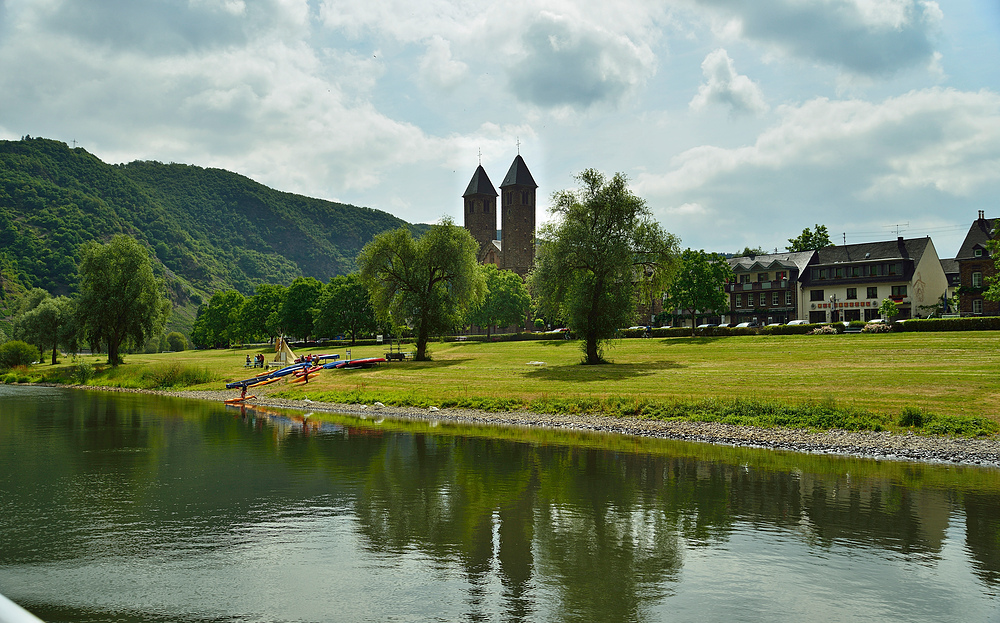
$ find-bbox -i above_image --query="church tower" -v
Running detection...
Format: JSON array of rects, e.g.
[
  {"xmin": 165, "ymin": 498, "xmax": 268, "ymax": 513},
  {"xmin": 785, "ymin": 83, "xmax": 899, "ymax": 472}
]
[
  {"xmin": 499, "ymin": 155, "xmax": 537, "ymax": 277},
  {"xmin": 462, "ymin": 164, "xmax": 498, "ymax": 262}
]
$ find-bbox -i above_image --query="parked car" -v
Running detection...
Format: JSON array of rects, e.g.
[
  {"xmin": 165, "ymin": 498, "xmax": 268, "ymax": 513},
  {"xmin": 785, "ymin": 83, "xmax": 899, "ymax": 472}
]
[
  {"xmin": 787, "ymin": 320, "xmax": 809, "ymax": 325},
  {"xmin": 766, "ymin": 322, "xmax": 784, "ymax": 327},
  {"xmin": 734, "ymin": 321, "xmax": 758, "ymax": 328},
  {"xmin": 696, "ymin": 323, "xmax": 717, "ymax": 328}
]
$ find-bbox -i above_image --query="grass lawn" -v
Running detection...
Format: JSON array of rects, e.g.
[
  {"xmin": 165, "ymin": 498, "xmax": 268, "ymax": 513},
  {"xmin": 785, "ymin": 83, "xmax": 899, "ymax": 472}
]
[{"xmin": 15, "ymin": 331, "xmax": 1000, "ymax": 431}]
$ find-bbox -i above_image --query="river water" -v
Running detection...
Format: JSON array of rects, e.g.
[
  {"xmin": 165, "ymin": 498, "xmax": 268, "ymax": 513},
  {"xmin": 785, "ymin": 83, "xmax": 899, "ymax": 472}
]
[{"xmin": 0, "ymin": 385, "xmax": 998, "ymax": 622}]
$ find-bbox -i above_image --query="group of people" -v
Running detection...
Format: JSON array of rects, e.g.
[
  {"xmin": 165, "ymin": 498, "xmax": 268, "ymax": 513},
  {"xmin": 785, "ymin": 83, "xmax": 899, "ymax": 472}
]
[{"xmin": 244, "ymin": 353, "xmax": 266, "ymax": 368}]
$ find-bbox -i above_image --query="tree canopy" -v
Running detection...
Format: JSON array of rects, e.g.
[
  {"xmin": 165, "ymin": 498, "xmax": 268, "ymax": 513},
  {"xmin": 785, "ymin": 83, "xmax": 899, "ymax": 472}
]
[
  {"xmin": 663, "ymin": 249, "xmax": 733, "ymax": 335},
  {"xmin": 280, "ymin": 277, "xmax": 323, "ymax": 340},
  {"xmin": 468, "ymin": 264, "xmax": 531, "ymax": 339},
  {"xmin": 12, "ymin": 289, "xmax": 77, "ymax": 364},
  {"xmin": 76, "ymin": 234, "xmax": 170, "ymax": 365},
  {"xmin": 313, "ymin": 274, "xmax": 378, "ymax": 345},
  {"xmin": 358, "ymin": 218, "xmax": 484, "ymax": 360},
  {"xmin": 529, "ymin": 169, "xmax": 680, "ymax": 364},
  {"xmin": 786, "ymin": 225, "xmax": 833, "ymax": 253},
  {"xmin": 191, "ymin": 290, "xmax": 246, "ymax": 349}
]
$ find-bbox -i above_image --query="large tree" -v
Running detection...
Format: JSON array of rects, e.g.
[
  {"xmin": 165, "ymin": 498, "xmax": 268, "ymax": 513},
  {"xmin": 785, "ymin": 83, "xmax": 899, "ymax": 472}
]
[
  {"xmin": 280, "ymin": 277, "xmax": 323, "ymax": 340},
  {"xmin": 529, "ymin": 169, "xmax": 680, "ymax": 364},
  {"xmin": 191, "ymin": 290, "xmax": 246, "ymax": 348},
  {"xmin": 313, "ymin": 274, "xmax": 378, "ymax": 345},
  {"xmin": 239, "ymin": 283, "xmax": 287, "ymax": 343},
  {"xmin": 663, "ymin": 249, "xmax": 734, "ymax": 335},
  {"xmin": 77, "ymin": 235, "xmax": 170, "ymax": 366},
  {"xmin": 469, "ymin": 264, "xmax": 531, "ymax": 339},
  {"xmin": 357, "ymin": 218, "xmax": 485, "ymax": 360},
  {"xmin": 786, "ymin": 225, "xmax": 833, "ymax": 252},
  {"xmin": 13, "ymin": 290, "xmax": 77, "ymax": 364}
]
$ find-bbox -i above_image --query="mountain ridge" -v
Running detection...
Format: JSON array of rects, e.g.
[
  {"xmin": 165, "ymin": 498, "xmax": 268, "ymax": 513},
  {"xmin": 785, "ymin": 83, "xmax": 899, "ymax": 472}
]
[{"xmin": 0, "ymin": 136, "xmax": 429, "ymax": 332}]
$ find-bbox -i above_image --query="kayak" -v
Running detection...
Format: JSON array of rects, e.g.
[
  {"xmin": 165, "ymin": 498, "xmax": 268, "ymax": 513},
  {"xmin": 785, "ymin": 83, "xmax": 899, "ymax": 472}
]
[{"xmin": 224, "ymin": 395, "xmax": 256, "ymax": 404}]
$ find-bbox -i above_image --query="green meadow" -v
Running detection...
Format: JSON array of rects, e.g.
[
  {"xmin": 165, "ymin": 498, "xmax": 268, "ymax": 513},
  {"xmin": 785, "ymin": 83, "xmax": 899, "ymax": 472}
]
[{"xmin": 13, "ymin": 331, "xmax": 1000, "ymax": 436}]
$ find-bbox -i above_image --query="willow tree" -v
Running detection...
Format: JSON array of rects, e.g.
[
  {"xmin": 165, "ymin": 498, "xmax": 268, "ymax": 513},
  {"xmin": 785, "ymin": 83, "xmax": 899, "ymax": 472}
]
[
  {"xmin": 358, "ymin": 218, "xmax": 484, "ymax": 360},
  {"xmin": 77, "ymin": 235, "xmax": 170, "ymax": 366},
  {"xmin": 530, "ymin": 169, "xmax": 680, "ymax": 364}
]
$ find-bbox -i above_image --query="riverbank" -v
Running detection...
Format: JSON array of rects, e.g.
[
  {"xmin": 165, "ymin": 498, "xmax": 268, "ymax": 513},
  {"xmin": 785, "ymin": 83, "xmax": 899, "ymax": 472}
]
[{"xmin": 91, "ymin": 384, "xmax": 1000, "ymax": 468}]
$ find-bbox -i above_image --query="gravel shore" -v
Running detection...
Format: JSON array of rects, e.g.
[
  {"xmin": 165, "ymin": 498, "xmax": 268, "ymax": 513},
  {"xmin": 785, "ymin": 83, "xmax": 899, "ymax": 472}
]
[{"xmin": 90, "ymin": 385, "xmax": 1000, "ymax": 468}]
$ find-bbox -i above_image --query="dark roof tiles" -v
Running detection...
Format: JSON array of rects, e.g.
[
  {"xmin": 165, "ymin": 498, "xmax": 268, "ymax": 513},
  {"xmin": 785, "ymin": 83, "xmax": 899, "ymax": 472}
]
[
  {"xmin": 463, "ymin": 165, "xmax": 498, "ymax": 197},
  {"xmin": 500, "ymin": 155, "xmax": 537, "ymax": 189}
]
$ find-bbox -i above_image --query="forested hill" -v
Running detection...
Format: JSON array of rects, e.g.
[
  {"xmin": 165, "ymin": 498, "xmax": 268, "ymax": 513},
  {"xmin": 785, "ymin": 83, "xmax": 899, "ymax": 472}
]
[{"xmin": 0, "ymin": 136, "xmax": 428, "ymax": 330}]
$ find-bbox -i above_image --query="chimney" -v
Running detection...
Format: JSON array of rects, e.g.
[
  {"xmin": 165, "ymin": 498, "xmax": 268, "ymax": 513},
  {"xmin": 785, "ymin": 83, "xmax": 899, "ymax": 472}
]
[{"xmin": 979, "ymin": 210, "xmax": 985, "ymax": 222}]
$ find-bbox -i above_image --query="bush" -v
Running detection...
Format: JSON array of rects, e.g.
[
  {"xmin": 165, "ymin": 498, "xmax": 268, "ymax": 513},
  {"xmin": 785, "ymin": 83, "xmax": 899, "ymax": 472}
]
[
  {"xmin": 862, "ymin": 323, "xmax": 892, "ymax": 333},
  {"xmin": 72, "ymin": 361, "xmax": 95, "ymax": 385},
  {"xmin": 899, "ymin": 406, "xmax": 924, "ymax": 427},
  {"xmin": 0, "ymin": 341, "xmax": 39, "ymax": 369},
  {"xmin": 809, "ymin": 325, "xmax": 839, "ymax": 335},
  {"xmin": 139, "ymin": 362, "xmax": 215, "ymax": 389},
  {"xmin": 166, "ymin": 332, "xmax": 188, "ymax": 352}
]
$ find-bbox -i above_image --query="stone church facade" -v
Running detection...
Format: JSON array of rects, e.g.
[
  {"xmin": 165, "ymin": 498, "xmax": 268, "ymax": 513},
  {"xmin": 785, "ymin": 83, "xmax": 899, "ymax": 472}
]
[{"xmin": 462, "ymin": 155, "xmax": 537, "ymax": 278}]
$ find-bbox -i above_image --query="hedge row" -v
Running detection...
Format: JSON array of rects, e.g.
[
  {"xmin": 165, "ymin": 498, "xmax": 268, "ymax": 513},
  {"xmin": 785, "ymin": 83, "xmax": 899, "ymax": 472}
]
[{"xmin": 895, "ymin": 316, "xmax": 1000, "ymax": 332}]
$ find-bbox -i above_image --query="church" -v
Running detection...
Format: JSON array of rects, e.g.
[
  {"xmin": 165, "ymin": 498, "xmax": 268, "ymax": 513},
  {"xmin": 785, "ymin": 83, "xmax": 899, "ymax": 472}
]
[{"xmin": 462, "ymin": 154, "xmax": 537, "ymax": 278}]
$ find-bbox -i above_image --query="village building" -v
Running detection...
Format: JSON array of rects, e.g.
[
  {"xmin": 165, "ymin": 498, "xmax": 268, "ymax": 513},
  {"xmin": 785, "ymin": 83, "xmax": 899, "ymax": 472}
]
[
  {"xmin": 953, "ymin": 211, "xmax": 998, "ymax": 316},
  {"xmin": 800, "ymin": 237, "xmax": 947, "ymax": 322},
  {"xmin": 726, "ymin": 251, "xmax": 814, "ymax": 325}
]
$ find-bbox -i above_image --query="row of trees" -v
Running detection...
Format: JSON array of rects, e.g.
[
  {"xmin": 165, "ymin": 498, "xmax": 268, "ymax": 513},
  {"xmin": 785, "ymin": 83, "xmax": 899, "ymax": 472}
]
[{"xmin": 8, "ymin": 235, "xmax": 170, "ymax": 366}]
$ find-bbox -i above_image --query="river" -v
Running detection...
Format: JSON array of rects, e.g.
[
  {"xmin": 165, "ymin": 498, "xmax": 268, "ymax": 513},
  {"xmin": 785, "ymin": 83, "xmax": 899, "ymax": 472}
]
[{"xmin": 0, "ymin": 385, "xmax": 998, "ymax": 622}]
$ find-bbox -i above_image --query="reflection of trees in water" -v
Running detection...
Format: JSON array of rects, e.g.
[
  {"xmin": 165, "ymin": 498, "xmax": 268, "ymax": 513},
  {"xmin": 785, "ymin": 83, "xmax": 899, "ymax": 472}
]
[
  {"xmin": 963, "ymin": 493, "xmax": 1000, "ymax": 588},
  {"xmin": 350, "ymin": 432, "xmax": 975, "ymax": 619}
]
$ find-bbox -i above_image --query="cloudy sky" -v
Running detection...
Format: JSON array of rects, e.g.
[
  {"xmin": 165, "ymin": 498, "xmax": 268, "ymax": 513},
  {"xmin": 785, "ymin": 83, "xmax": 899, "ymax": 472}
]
[{"xmin": 2, "ymin": 0, "xmax": 998, "ymax": 258}]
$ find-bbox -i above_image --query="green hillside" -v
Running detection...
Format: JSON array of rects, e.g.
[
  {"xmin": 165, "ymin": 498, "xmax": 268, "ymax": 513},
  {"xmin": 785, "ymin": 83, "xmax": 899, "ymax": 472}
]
[{"xmin": 0, "ymin": 136, "xmax": 428, "ymax": 333}]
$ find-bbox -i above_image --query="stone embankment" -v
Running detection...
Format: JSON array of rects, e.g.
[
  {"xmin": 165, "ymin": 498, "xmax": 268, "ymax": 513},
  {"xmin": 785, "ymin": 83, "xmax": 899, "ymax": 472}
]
[{"xmin": 130, "ymin": 386, "xmax": 1000, "ymax": 468}]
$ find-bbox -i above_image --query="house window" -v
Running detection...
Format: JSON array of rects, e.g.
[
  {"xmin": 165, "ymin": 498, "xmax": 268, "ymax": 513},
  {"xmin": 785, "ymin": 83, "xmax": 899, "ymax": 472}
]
[
  {"xmin": 772, "ymin": 292, "xmax": 780, "ymax": 305},
  {"xmin": 835, "ymin": 267, "xmax": 844, "ymax": 278},
  {"xmin": 974, "ymin": 299, "xmax": 983, "ymax": 314},
  {"xmin": 739, "ymin": 274, "xmax": 751, "ymax": 284},
  {"xmin": 888, "ymin": 262, "xmax": 903, "ymax": 276},
  {"xmin": 973, "ymin": 271, "xmax": 983, "ymax": 288},
  {"xmin": 758, "ymin": 272, "xmax": 768, "ymax": 282},
  {"xmin": 846, "ymin": 288, "xmax": 857, "ymax": 300},
  {"xmin": 785, "ymin": 291, "xmax": 793, "ymax": 305},
  {"xmin": 759, "ymin": 293, "xmax": 767, "ymax": 307},
  {"xmin": 867, "ymin": 286, "xmax": 878, "ymax": 299},
  {"xmin": 775, "ymin": 271, "xmax": 787, "ymax": 280},
  {"xmin": 810, "ymin": 290, "xmax": 824, "ymax": 302},
  {"xmin": 819, "ymin": 269, "xmax": 827, "ymax": 280},
  {"xmin": 850, "ymin": 266, "xmax": 861, "ymax": 278},
  {"xmin": 891, "ymin": 285, "xmax": 907, "ymax": 297},
  {"xmin": 736, "ymin": 295, "xmax": 742, "ymax": 308},
  {"xmin": 975, "ymin": 248, "xmax": 984, "ymax": 258}
]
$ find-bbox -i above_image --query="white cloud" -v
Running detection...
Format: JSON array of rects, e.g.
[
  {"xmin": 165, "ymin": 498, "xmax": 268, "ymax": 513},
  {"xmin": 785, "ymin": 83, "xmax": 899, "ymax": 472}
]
[
  {"xmin": 693, "ymin": 0, "xmax": 943, "ymax": 76},
  {"xmin": 418, "ymin": 36, "xmax": 469, "ymax": 92},
  {"xmin": 639, "ymin": 87, "xmax": 1000, "ymax": 251},
  {"xmin": 690, "ymin": 48, "xmax": 768, "ymax": 115}
]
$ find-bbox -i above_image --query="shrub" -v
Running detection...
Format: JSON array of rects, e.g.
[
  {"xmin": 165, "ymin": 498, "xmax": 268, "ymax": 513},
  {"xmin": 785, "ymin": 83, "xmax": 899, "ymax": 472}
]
[
  {"xmin": 896, "ymin": 316, "xmax": 1000, "ymax": 332},
  {"xmin": 0, "ymin": 341, "xmax": 39, "ymax": 369},
  {"xmin": 166, "ymin": 332, "xmax": 188, "ymax": 352},
  {"xmin": 139, "ymin": 362, "xmax": 215, "ymax": 389},
  {"xmin": 899, "ymin": 406, "xmax": 924, "ymax": 427},
  {"xmin": 809, "ymin": 325, "xmax": 839, "ymax": 335},
  {"xmin": 862, "ymin": 323, "xmax": 892, "ymax": 333},
  {"xmin": 72, "ymin": 361, "xmax": 95, "ymax": 385}
]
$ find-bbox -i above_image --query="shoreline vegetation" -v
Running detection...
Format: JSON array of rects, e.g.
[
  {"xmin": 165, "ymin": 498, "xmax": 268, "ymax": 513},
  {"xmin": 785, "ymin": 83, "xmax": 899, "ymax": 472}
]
[{"xmin": 6, "ymin": 332, "xmax": 1000, "ymax": 467}]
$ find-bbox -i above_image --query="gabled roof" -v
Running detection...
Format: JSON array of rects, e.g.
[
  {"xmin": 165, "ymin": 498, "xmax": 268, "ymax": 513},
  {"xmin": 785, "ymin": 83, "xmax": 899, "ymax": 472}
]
[
  {"xmin": 500, "ymin": 155, "xmax": 537, "ymax": 189},
  {"xmin": 728, "ymin": 250, "xmax": 814, "ymax": 274},
  {"xmin": 940, "ymin": 258, "xmax": 959, "ymax": 275},
  {"xmin": 463, "ymin": 165, "xmax": 498, "ymax": 197},
  {"xmin": 956, "ymin": 217, "xmax": 997, "ymax": 259},
  {"xmin": 812, "ymin": 237, "xmax": 931, "ymax": 266}
]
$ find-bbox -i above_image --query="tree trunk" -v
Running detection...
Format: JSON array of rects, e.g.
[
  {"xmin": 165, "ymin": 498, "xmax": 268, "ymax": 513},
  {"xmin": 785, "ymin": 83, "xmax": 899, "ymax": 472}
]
[
  {"xmin": 416, "ymin": 315, "xmax": 430, "ymax": 361},
  {"xmin": 585, "ymin": 333, "xmax": 600, "ymax": 364},
  {"xmin": 51, "ymin": 344, "xmax": 58, "ymax": 365}
]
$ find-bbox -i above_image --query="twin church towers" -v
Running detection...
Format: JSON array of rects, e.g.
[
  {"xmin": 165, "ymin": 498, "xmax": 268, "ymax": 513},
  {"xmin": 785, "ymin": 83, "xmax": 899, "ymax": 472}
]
[{"xmin": 462, "ymin": 154, "xmax": 537, "ymax": 278}]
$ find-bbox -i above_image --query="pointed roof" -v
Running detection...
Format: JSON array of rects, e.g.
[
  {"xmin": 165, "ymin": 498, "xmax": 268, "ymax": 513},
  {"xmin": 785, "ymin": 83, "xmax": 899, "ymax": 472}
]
[
  {"xmin": 956, "ymin": 216, "xmax": 997, "ymax": 259},
  {"xmin": 463, "ymin": 165, "xmax": 497, "ymax": 197},
  {"xmin": 500, "ymin": 155, "xmax": 537, "ymax": 189}
]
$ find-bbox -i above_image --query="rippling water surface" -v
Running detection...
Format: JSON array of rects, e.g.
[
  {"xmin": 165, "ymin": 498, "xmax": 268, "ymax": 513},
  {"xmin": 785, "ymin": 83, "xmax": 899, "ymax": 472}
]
[{"xmin": 1, "ymin": 385, "xmax": 998, "ymax": 622}]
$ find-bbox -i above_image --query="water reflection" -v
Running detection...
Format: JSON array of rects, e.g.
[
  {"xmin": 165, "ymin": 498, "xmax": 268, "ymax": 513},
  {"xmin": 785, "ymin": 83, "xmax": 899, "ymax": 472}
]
[{"xmin": 0, "ymin": 386, "xmax": 998, "ymax": 622}]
